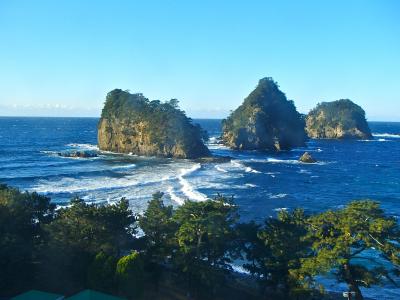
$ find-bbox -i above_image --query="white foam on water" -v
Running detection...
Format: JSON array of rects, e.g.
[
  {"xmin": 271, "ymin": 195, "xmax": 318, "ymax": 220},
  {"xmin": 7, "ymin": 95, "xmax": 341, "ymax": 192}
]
[
  {"xmin": 167, "ymin": 186, "xmax": 185, "ymax": 205},
  {"xmin": 178, "ymin": 163, "xmax": 208, "ymax": 202},
  {"xmin": 274, "ymin": 207, "xmax": 288, "ymax": 211},
  {"xmin": 245, "ymin": 183, "xmax": 257, "ymax": 188},
  {"xmin": 111, "ymin": 163, "xmax": 137, "ymax": 170},
  {"xmin": 360, "ymin": 138, "xmax": 390, "ymax": 142},
  {"xmin": 298, "ymin": 169, "xmax": 311, "ymax": 174},
  {"xmin": 270, "ymin": 194, "xmax": 288, "ymax": 199},
  {"xmin": 373, "ymin": 133, "xmax": 400, "ymax": 138},
  {"xmin": 66, "ymin": 143, "xmax": 99, "ymax": 151},
  {"xmin": 245, "ymin": 166, "xmax": 261, "ymax": 173},
  {"xmin": 230, "ymin": 160, "xmax": 260, "ymax": 173},
  {"xmin": 215, "ymin": 165, "xmax": 228, "ymax": 173},
  {"xmin": 266, "ymin": 158, "xmax": 300, "ymax": 164}
]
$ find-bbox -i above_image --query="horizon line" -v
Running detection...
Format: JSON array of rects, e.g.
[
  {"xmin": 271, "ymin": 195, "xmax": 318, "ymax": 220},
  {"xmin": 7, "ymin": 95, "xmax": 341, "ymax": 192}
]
[{"xmin": 0, "ymin": 115, "xmax": 399, "ymax": 123}]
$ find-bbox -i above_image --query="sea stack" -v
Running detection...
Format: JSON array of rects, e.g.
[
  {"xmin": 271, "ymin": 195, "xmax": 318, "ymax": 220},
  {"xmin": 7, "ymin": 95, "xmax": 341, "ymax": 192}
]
[
  {"xmin": 97, "ymin": 89, "xmax": 210, "ymax": 159},
  {"xmin": 306, "ymin": 99, "xmax": 372, "ymax": 139},
  {"xmin": 222, "ymin": 77, "xmax": 307, "ymax": 151}
]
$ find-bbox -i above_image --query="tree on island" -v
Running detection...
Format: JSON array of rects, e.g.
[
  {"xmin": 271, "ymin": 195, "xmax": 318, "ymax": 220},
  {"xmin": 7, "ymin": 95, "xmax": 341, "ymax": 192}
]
[{"xmin": 301, "ymin": 201, "xmax": 400, "ymax": 300}]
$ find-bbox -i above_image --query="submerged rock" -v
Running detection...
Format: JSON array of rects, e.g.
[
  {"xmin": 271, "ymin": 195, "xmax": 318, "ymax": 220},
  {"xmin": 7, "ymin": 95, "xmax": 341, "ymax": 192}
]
[
  {"xmin": 222, "ymin": 77, "xmax": 307, "ymax": 151},
  {"xmin": 306, "ymin": 99, "xmax": 372, "ymax": 140},
  {"xmin": 194, "ymin": 155, "xmax": 232, "ymax": 164},
  {"xmin": 97, "ymin": 89, "xmax": 210, "ymax": 159},
  {"xmin": 299, "ymin": 152, "xmax": 317, "ymax": 163},
  {"xmin": 58, "ymin": 151, "xmax": 98, "ymax": 158}
]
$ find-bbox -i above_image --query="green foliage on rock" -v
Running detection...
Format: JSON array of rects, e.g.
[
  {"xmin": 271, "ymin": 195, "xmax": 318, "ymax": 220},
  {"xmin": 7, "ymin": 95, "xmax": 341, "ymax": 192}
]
[
  {"xmin": 222, "ymin": 77, "xmax": 306, "ymax": 151},
  {"xmin": 306, "ymin": 99, "xmax": 372, "ymax": 139},
  {"xmin": 98, "ymin": 89, "xmax": 210, "ymax": 158}
]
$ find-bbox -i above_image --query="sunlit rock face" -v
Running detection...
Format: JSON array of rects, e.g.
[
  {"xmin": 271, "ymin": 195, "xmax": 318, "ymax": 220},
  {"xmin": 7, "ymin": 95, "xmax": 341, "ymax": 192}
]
[
  {"xmin": 306, "ymin": 99, "xmax": 372, "ymax": 140},
  {"xmin": 98, "ymin": 89, "xmax": 210, "ymax": 159},
  {"xmin": 222, "ymin": 77, "xmax": 307, "ymax": 151}
]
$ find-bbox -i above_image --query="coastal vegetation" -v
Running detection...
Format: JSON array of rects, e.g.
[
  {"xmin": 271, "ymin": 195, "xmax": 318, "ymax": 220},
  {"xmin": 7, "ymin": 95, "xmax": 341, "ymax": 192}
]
[
  {"xmin": 306, "ymin": 99, "xmax": 372, "ymax": 139},
  {"xmin": 1, "ymin": 185, "xmax": 399, "ymax": 299},
  {"xmin": 222, "ymin": 77, "xmax": 307, "ymax": 151},
  {"xmin": 97, "ymin": 89, "xmax": 210, "ymax": 158}
]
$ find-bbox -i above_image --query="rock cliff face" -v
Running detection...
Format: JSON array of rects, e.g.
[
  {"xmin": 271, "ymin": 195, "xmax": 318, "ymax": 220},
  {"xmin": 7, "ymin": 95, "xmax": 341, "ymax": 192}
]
[
  {"xmin": 306, "ymin": 99, "xmax": 372, "ymax": 139},
  {"xmin": 98, "ymin": 89, "xmax": 210, "ymax": 159},
  {"xmin": 222, "ymin": 77, "xmax": 307, "ymax": 151}
]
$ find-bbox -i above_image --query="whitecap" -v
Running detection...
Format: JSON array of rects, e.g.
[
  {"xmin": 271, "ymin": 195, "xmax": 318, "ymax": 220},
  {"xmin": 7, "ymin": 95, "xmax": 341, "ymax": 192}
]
[
  {"xmin": 215, "ymin": 165, "xmax": 228, "ymax": 173},
  {"xmin": 270, "ymin": 194, "xmax": 288, "ymax": 199},
  {"xmin": 245, "ymin": 183, "xmax": 257, "ymax": 188},
  {"xmin": 178, "ymin": 164, "xmax": 208, "ymax": 202},
  {"xmin": 167, "ymin": 186, "xmax": 185, "ymax": 205},
  {"xmin": 66, "ymin": 143, "xmax": 99, "ymax": 151},
  {"xmin": 373, "ymin": 133, "xmax": 400, "ymax": 139},
  {"xmin": 298, "ymin": 169, "xmax": 311, "ymax": 174},
  {"xmin": 273, "ymin": 207, "xmax": 288, "ymax": 211},
  {"xmin": 245, "ymin": 167, "xmax": 261, "ymax": 174}
]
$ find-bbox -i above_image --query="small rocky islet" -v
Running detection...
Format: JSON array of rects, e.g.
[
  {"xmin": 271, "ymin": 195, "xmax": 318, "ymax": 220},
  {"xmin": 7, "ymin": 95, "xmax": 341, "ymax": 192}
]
[
  {"xmin": 221, "ymin": 77, "xmax": 307, "ymax": 151},
  {"xmin": 97, "ymin": 79, "xmax": 372, "ymax": 160},
  {"xmin": 306, "ymin": 99, "xmax": 372, "ymax": 140},
  {"xmin": 97, "ymin": 89, "xmax": 210, "ymax": 159}
]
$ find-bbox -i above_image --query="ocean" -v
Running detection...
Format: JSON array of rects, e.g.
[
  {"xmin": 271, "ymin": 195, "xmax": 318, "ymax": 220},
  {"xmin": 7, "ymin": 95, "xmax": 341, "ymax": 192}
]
[{"xmin": 0, "ymin": 117, "xmax": 399, "ymax": 298}]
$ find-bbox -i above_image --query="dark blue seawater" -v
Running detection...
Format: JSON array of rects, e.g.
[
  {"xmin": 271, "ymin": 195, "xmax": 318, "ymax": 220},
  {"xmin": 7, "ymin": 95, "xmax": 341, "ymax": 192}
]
[{"xmin": 1, "ymin": 117, "xmax": 400, "ymax": 298}]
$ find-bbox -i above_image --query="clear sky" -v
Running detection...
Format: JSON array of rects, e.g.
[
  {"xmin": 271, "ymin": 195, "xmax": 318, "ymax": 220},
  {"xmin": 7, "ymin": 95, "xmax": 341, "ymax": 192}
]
[{"xmin": 0, "ymin": 0, "xmax": 399, "ymax": 120}]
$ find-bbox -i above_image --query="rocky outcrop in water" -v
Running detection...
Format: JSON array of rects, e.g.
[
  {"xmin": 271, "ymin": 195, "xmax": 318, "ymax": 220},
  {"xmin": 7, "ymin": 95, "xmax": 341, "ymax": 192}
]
[
  {"xmin": 98, "ymin": 89, "xmax": 210, "ymax": 159},
  {"xmin": 222, "ymin": 77, "xmax": 307, "ymax": 151},
  {"xmin": 58, "ymin": 150, "xmax": 98, "ymax": 158},
  {"xmin": 299, "ymin": 152, "xmax": 316, "ymax": 163},
  {"xmin": 306, "ymin": 99, "xmax": 372, "ymax": 139}
]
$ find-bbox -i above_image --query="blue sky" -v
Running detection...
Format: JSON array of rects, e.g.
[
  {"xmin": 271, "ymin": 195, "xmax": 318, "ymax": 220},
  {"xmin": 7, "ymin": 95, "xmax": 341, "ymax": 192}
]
[{"xmin": 0, "ymin": 0, "xmax": 399, "ymax": 120}]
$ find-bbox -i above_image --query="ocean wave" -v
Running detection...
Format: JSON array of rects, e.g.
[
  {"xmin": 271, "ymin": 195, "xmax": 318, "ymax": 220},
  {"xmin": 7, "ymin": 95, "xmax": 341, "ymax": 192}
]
[
  {"xmin": 178, "ymin": 163, "xmax": 208, "ymax": 202},
  {"xmin": 66, "ymin": 143, "xmax": 99, "ymax": 151},
  {"xmin": 250, "ymin": 158, "xmax": 328, "ymax": 166},
  {"xmin": 29, "ymin": 165, "xmax": 173, "ymax": 194},
  {"xmin": 111, "ymin": 163, "xmax": 137, "ymax": 170},
  {"xmin": 359, "ymin": 138, "xmax": 390, "ymax": 142},
  {"xmin": 245, "ymin": 167, "xmax": 261, "ymax": 173},
  {"xmin": 215, "ymin": 165, "xmax": 228, "ymax": 173},
  {"xmin": 245, "ymin": 183, "xmax": 257, "ymax": 188},
  {"xmin": 273, "ymin": 207, "xmax": 288, "ymax": 211},
  {"xmin": 167, "ymin": 186, "xmax": 185, "ymax": 205},
  {"xmin": 373, "ymin": 133, "xmax": 400, "ymax": 139},
  {"xmin": 270, "ymin": 193, "xmax": 288, "ymax": 199},
  {"xmin": 230, "ymin": 160, "xmax": 261, "ymax": 173}
]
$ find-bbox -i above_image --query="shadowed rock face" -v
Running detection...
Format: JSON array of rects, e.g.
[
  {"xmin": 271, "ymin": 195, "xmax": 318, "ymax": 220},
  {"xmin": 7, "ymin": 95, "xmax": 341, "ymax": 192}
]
[
  {"xmin": 98, "ymin": 89, "xmax": 210, "ymax": 159},
  {"xmin": 306, "ymin": 99, "xmax": 372, "ymax": 140},
  {"xmin": 222, "ymin": 77, "xmax": 307, "ymax": 151}
]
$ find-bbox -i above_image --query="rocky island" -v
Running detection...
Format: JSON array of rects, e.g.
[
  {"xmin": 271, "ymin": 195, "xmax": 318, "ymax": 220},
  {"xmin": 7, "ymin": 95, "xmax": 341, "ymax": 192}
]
[
  {"xmin": 222, "ymin": 77, "xmax": 307, "ymax": 151},
  {"xmin": 98, "ymin": 89, "xmax": 210, "ymax": 158},
  {"xmin": 306, "ymin": 99, "xmax": 372, "ymax": 139}
]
